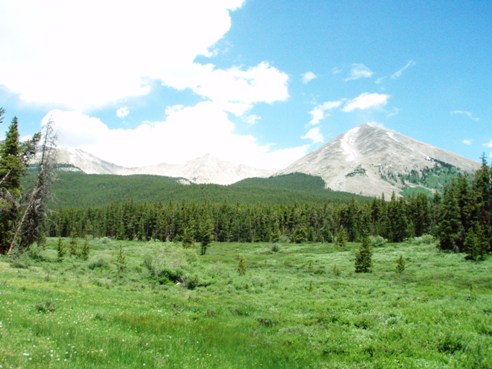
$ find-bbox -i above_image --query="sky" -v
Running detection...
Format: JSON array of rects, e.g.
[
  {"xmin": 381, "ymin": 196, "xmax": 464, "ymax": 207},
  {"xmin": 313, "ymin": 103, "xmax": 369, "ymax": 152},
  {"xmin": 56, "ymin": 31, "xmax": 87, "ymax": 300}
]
[{"xmin": 0, "ymin": 0, "xmax": 491, "ymax": 169}]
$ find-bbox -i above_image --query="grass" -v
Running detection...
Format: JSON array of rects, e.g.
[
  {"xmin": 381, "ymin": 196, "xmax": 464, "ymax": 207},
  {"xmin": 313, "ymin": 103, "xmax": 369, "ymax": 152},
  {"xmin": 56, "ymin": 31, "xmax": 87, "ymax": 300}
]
[{"xmin": 0, "ymin": 238, "xmax": 491, "ymax": 368}]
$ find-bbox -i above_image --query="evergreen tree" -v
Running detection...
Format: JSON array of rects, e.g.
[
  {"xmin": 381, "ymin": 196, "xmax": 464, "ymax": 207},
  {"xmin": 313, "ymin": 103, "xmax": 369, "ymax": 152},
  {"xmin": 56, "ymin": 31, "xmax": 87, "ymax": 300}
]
[
  {"xmin": 80, "ymin": 237, "xmax": 90, "ymax": 260},
  {"xmin": 395, "ymin": 255, "xmax": 405, "ymax": 273},
  {"xmin": 56, "ymin": 237, "xmax": 66, "ymax": 261},
  {"xmin": 335, "ymin": 226, "xmax": 347, "ymax": 248},
  {"xmin": 0, "ymin": 115, "xmax": 22, "ymax": 254},
  {"xmin": 355, "ymin": 236, "xmax": 372, "ymax": 273},
  {"xmin": 238, "ymin": 255, "xmax": 246, "ymax": 276},
  {"xmin": 198, "ymin": 216, "xmax": 214, "ymax": 255},
  {"xmin": 438, "ymin": 180, "xmax": 463, "ymax": 252}
]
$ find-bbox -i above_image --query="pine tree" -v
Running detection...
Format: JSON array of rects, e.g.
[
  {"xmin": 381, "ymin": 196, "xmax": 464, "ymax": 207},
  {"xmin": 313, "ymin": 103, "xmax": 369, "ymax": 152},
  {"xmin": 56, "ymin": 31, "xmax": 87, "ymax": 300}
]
[
  {"xmin": 0, "ymin": 115, "xmax": 23, "ymax": 254},
  {"xmin": 56, "ymin": 238, "xmax": 66, "ymax": 261},
  {"xmin": 395, "ymin": 255, "xmax": 405, "ymax": 273},
  {"xmin": 198, "ymin": 216, "xmax": 214, "ymax": 255},
  {"xmin": 438, "ymin": 180, "xmax": 463, "ymax": 252},
  {"xmin": 335, "ymin": 227, "xmax": 347, "ymax": 249},
  {"xmin": 80, "ymin": 237, "xmax": 90, "ymax": 260},
  {"xmin": 238, "ymin": 255, "xmax": 246, "ymax": 276},
  {"xmin": 355, "ymin": 236, "xmax": 372, "ymax": 273}
]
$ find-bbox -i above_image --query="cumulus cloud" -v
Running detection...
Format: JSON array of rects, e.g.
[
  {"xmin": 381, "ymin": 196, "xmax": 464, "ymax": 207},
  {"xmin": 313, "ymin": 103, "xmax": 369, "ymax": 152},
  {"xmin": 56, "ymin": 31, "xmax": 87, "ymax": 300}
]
[
  {"xmin": 391, "ymin": 60, "xmax": 416, "ymax": 79},
  {"xmin": 301, "ymin": 127, "xmax": 324, "ymax": 144},
  {"xmin": 342, "ymin": 92, "xmax": 390, "ymax": 112},
  {"xmin": 451, "ymin": 110, "xmax": 479, "ymax": 121},
  {"xmin": 463, "ymin": 139, "xmax": 472, "ymax": 145},
  {"xmin": 308, "ymin": 100, "xmax": 343, "ymax": 125},
  {"xmin": 0, "ymin": 0, "xmax": 248, "ymax": 110},
  {"xmin": 116, "ymin": 106, "xmax": 129, "ymax": 119},
  {"xmin": 169, "ymin": 62, "xmax": 289, "ymax": 116},
  {"xmin": 46, "ymin": 103, "xmax": 308, "ymax": 170},
  {"xmin": 302, "ymin": 71, "xmax": 317, "ymax": 84},
  {"xmin": 344, "ymin": 64, "xmax": 373, "ymax": 81}
]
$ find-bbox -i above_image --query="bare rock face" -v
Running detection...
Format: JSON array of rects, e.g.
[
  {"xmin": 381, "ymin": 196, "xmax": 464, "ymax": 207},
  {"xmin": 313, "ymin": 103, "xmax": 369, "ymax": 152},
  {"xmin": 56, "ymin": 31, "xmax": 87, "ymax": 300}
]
[{"xmin": 279, "ymin": 124, "xmax": 480, "ymax": 197}]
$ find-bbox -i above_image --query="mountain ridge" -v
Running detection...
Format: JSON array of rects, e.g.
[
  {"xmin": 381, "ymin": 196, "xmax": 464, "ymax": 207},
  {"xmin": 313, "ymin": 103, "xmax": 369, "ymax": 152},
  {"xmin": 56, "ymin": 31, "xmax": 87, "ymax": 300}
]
[
  {"xmin": 279, "ymin": 124, "xmax": 480, "ymax": 197},
  {"xmin": 49, "ymin": 124, "xmax": 480, "ymax": 197}
]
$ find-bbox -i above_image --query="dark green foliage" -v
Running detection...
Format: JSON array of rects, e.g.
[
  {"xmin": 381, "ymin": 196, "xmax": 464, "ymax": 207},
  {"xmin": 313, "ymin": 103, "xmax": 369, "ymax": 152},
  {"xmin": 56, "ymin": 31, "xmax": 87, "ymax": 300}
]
[
  {"xmin": 0, "ymin": 116, "xmax": 22, "ymax": 254},
  {"xmin": 80, "ymin": 237, "xmax": 90, "ymax": 260},
  {"xmin": 238, "ymin": 255, "xmax": 246, "ymax": 276},
  {"xmin": 56, "ymin": 238, "xmax": 66, "ymax": 260},
  {"xmin": 395, "ymin": 255, "xmax": 405, "ymax": 273},
  {"xmin": 43, "ymin": 172, "xmax": 367, "ymax": 208},
  {"xmin": 198, "ymin": 215, "xmax": 214, "ymax": 255},
  {"xmin": 114, "ymin": 245, "xmax": 127, "ymax": 273},
  {"xmin": 335, "ymin": 227, "xmax": 347, "ymax": 248},
  {"xmin": 437, "ymin": 157, "xmax": 491, "ymax": 256},
  {"xmin": 69, "ymin": 234, "xmax": 78, "ymax": 256},
  {"xmin": 355, "ymin": 236, "xmax": 372, "ymax": 273}
]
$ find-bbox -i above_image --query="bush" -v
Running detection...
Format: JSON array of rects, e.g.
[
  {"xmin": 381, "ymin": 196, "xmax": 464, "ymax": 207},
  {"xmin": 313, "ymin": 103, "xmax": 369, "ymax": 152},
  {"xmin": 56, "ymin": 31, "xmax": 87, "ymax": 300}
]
[
  {"xmin": 410, "ymin": 234, "xmax": 435, "ymax": 245},
  {"xmin": 370, "ymin": 235, "xmax": 387, "ymax": 248},
  {"xmin": 270, "ymin": 243, "xmax": 280, "ymax": 253},
  {"xmin": 88, "ymin": 258, "xmax": 110, "ymax": 270}
]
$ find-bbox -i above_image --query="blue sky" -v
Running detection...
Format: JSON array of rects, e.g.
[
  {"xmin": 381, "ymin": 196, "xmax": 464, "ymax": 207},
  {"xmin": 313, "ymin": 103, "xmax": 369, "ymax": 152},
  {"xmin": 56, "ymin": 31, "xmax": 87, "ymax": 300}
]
[{"xmin": 0, "ymin": 0, "xmax": 490, "ymax": 169}]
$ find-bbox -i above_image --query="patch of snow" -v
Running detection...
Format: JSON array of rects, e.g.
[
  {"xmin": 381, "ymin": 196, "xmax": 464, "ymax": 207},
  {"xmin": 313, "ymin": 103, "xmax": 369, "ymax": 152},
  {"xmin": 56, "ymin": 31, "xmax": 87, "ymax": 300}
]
[
  {"xmin": 340, "ymin": 126, "xmax": 360, "ymax": 162},
  {"xmin": 386, "ymin": 131, "xmax": 399, "ymax": 143}
]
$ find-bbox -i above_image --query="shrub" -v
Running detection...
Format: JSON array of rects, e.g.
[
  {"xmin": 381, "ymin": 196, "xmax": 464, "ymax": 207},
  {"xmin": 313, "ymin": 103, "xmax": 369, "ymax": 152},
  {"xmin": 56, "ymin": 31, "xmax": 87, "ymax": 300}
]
[
  {"xmin": 36, "ymin": 300, "xmax": 56, "ymax": 313},
  {"xmin": 88, "ymin": 258, "xmax": 110, "ymax": 270},
  {"xmin": 410, "ymin": 234, "xmax": 435, "ymax": 245},
  {"xmin": 370, "ymin": 235, "xmax": 387, "ymax": 248},
  {"xmin": 270, "ymin": 243, "xmax": 280, "ymax": 253}
]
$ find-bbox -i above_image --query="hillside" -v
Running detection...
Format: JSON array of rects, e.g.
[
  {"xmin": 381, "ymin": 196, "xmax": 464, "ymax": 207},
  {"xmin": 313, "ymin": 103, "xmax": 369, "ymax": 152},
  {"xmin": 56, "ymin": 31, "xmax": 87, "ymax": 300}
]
[
  {"xmin": 280, "ymin": 124, "xmax": 480, "ymax": 197},
  {"xmin": 46, "ymin": 172, "xmax": 367, "ymax": 208}
]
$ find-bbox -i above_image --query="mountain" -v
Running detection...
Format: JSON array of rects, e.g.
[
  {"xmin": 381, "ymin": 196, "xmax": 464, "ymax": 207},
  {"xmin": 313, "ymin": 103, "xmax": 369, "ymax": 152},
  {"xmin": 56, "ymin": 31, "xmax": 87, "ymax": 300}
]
[
  {"xmin": 53, "ymin": 147, "xmax": 126, "ymax": 174},
  {"xmin": 279, "ymin": 124, "xmax": 480, "ymax": 197},
  {"xmin": 52, "ymin": 148, "xmax": 272, "ymax": 186}
]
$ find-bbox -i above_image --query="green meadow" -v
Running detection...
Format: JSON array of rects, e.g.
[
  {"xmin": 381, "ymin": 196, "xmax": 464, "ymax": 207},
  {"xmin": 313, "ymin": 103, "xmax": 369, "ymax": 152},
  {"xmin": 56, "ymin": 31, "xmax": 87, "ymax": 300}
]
[{"xmin": 0, "ymin": 238, "xmax": 491, "ymax": 369}]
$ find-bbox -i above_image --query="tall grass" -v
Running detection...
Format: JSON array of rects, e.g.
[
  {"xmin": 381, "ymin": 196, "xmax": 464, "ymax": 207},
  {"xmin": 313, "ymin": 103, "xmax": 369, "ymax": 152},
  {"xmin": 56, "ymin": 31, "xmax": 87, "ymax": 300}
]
[{"xmin": 0, "ymin": 238, "xmax": 490, "ymax": 368}]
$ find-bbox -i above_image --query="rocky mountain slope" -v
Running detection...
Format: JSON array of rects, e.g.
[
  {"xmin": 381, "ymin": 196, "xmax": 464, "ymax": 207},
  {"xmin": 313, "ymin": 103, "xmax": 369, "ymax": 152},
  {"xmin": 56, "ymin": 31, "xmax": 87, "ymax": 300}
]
[
  {"xmin": 52, "ymin": 148, "xmax": 272, "ymax": 186},
  {"xmin": 50, "ymin": 125, "xmax": 480, "ymax": 196},
  {"xmin": 279, "ymin": 124, "xmax": 480, "ymax": 197}
]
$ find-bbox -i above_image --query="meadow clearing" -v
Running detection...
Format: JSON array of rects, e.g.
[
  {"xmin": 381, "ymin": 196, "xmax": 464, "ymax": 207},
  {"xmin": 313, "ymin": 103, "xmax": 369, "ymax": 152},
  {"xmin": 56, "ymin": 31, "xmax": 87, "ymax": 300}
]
[{"xmin": 0, "ymin": 237, "xmax": 490, "ymax": 368}]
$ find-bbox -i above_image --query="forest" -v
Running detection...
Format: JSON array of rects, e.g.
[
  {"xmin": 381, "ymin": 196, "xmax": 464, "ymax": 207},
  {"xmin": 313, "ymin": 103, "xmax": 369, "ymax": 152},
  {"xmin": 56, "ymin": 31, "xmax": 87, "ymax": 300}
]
[{"xmin": 46, "ymin": 161, "xmax": 491, "ymax": 261}]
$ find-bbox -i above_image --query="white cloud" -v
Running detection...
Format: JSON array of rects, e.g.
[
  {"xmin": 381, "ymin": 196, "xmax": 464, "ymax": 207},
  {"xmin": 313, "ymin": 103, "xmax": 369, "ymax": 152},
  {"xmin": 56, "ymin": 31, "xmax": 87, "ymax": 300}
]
[
  {"xmin": 463, "ymin": 139, "xmax": 472, "ymax": 145},
  {"xmin": 308, "ymin": 100, "xmax": 343, "ymax": 125},
  {"xmin": 486, "ymin": 140, "xmax": 492, "ymax": 149},
  {"xmin": 0, "ymin": 0, "xmax": 247, "ymax": 110},
  {"xmin": 302, "ymin": 71, "xmax": 317, "ymax": 84},
  {"xmin": 116, "ymin": 106, "xmax": 129, "ymax": 119},
  {"xmin": 342, "ymin": 92, "xmax": 390, "ymax": 112},
  {"xmin": 46, "ymin": 103, "xmax": 308, "ymax": 170},
  {"xmin": 301, "ymin": 127, "xmax": 324, "ymax": 144},
  {"xmin": 244, "ymin": 114, "xmax": 261, "ymax": 125},
  {"xmin": 168, "ymin": 61, "xmax": 289, "ymax": 116},
  {"xmin": 391, "ymin": 60, "xmax": 416, "ymax": 79},
  {"xmin": 451, "ymin": 110, "xmax": 479, "ymax": 121},
  {"xmin": 344, "ymin": 64, "xmax": 373, "ymax": 81}
]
